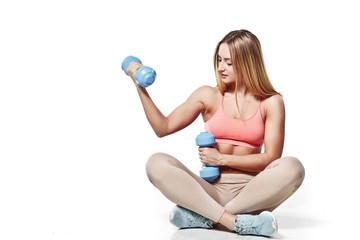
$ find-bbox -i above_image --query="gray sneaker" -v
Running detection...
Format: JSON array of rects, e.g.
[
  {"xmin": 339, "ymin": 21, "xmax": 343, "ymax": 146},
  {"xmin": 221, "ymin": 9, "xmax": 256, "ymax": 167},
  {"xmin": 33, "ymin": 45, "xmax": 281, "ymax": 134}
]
[
  {"xmin": 234, "ymin": 211, "xmax": 278, "ymax": 236},
  {"xmin": 169, "ymin": 206, "xmax": 213, "ymax": 229}
]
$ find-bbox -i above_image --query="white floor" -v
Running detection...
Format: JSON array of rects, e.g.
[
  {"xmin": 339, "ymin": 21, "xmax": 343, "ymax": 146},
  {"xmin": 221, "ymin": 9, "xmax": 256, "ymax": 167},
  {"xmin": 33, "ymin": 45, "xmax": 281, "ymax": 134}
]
[
  {"xmin": 142, "ymin": 208, "xmax": 326, "ymax": 240},
  {"xmin": 137, "ymin": 204, "xmax": 337, "ymax": 240}
]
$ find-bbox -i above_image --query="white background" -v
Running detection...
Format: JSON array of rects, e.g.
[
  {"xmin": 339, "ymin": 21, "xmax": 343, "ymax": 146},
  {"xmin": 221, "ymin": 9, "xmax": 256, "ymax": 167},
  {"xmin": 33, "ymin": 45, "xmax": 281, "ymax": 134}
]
[{"xmin": 1, "ymin": 0, "xmax": 359, "ymax": 239}]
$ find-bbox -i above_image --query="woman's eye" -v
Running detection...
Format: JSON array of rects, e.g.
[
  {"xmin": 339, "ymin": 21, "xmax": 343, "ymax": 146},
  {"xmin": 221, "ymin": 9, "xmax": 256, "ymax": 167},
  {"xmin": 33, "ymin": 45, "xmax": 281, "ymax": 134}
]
[{"xmin": 217, "ymin": 57, "xmax": 231, "ymax": 66}]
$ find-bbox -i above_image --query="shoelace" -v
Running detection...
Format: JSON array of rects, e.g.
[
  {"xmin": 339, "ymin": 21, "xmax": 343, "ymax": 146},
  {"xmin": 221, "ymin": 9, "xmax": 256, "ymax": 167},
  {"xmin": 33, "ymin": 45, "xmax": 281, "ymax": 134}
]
[
  {"xmin": 188, "ymin": 212, "xmax": 212, "ymax": 228},
  {"xmin": 235, "ymin": 217, "xmax": 257, "ymax": 234}
]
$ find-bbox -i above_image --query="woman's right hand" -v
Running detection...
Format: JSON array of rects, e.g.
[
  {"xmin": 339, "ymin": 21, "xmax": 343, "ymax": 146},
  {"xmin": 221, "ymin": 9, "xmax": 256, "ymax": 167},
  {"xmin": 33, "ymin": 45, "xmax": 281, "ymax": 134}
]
[{"xmin": 126, "ymin": 61, "xmax": 143, "ymax": 84}]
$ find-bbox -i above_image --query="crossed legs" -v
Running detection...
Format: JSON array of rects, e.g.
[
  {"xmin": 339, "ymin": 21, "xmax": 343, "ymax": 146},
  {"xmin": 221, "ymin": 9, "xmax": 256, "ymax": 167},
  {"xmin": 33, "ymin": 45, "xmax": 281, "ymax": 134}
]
[{"xmin": 146, "ymin": 152, "xmax": 305, "ymax": 230}]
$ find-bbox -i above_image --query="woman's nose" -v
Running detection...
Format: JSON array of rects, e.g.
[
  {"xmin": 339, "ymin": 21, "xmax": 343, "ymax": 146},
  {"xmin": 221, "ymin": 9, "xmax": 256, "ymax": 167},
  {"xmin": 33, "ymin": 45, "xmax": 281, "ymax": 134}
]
[{"xmin": 218, "ymin": 62, "xmax": 225, "ymax": 72}]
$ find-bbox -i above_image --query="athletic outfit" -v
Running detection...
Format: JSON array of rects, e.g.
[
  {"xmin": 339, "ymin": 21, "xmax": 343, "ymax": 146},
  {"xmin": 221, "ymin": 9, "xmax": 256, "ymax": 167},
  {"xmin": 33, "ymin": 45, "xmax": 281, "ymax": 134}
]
[
  {"xmin": 205, "ymin": 95, "xmax": 264, "ymax": 149},
  {"xmin": 146, "ymin": 94, "xmax": 305, "ymax": 236}
]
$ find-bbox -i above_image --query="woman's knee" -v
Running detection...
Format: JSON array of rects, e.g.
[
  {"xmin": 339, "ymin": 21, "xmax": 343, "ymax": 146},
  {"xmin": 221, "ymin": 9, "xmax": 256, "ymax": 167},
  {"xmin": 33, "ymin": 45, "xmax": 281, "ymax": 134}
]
[
  {"xmin": 146, "ymin": 152, "xmax": 165, "ymax": 176},
  {"xmin": 282, "ymin": 156, "xmax": 305, "ymax": 187},
  {"xmin": 146, "ymin": 152, "xmax": 174, "ymax": 182}
]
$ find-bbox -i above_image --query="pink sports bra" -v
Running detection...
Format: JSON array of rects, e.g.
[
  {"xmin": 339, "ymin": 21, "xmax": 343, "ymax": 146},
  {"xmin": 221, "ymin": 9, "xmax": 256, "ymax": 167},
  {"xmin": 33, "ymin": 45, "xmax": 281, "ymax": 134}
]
[{"xmin": 205, "ymin": 95, "xmax": 265, "ymax": 149}]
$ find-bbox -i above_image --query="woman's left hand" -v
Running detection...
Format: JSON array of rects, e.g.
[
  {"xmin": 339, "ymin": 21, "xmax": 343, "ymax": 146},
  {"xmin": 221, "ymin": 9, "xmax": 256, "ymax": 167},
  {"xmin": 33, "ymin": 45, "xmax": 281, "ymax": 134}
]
[{"xmin": 198, "ymin": 147, "xmax": 222, "ymax": 166}]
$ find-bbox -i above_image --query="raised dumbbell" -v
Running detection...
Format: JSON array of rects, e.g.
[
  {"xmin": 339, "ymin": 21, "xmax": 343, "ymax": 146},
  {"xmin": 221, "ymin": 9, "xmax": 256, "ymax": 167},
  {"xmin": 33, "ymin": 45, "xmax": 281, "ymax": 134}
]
[{"xmin": 121, "ymin": 56, "xmax": 156, "ymax": 87}]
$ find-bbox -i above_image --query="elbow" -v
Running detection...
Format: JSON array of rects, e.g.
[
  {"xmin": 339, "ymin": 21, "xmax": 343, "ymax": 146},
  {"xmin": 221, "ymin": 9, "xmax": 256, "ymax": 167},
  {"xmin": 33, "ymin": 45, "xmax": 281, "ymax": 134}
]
[
  {"xmin": 154, "ymin": 128, "xmax": 170, "ymax": 138},
  {"xmin": 261, "ymin": 152, "xmax": 282, "ymax": 169},
  {"xmin": 155, "ymin": 131, "xmax": 166, "ymax": 138},
  {"xmin": 155, "ymin": 129, "xmax": 174, "ymax": 138},
  {"xmin": 154, "ymin": 119, "xmax": 171, "ymax": 138}
]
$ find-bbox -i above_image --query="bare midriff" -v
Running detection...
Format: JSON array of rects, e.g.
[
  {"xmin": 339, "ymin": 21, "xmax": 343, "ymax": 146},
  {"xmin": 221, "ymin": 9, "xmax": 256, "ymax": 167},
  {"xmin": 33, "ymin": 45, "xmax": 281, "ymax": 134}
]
[{"xmin": 215, "ymin": 143, "xmax": 261, "ymax": 175}]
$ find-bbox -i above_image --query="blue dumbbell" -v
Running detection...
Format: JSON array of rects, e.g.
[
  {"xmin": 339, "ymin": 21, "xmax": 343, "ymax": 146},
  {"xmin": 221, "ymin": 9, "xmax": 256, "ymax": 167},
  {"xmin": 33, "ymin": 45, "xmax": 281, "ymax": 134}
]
[
  {"xmin": 196, "ymin": 132, "xmax": 220, "ymax": 182},
  {"xmin": 121, "ymin": 56, "xmax": 156, "ymax": 88}
]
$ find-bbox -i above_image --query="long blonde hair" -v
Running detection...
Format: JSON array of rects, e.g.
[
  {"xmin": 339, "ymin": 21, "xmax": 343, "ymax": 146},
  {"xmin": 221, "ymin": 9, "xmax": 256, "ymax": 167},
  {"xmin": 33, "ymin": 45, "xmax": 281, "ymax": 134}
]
[{"xmin": 213, "ymin": 30, "xmax": 280, "ymax": 99}]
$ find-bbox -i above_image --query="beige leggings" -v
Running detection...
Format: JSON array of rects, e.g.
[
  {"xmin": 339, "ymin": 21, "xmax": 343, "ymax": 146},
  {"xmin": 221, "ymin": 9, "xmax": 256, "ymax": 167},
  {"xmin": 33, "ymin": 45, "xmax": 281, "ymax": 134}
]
[{"xmin": 146, "ymin": 153, "xmax": 305, "ymax": 222}]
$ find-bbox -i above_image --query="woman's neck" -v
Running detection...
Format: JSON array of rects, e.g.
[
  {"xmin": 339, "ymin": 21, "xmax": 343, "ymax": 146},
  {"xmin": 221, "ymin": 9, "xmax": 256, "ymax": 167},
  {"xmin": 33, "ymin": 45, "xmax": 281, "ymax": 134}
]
[{"xmin": 226, "ymin": 83, "xmax": 248, "ymax": 98}]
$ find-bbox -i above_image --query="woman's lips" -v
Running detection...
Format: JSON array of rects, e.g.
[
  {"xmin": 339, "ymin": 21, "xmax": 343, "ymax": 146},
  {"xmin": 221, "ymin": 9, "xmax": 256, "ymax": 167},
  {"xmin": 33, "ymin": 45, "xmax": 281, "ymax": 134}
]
[{"xmin": 221, "ymin": 74, "xmax": 228, "ymax": 78}]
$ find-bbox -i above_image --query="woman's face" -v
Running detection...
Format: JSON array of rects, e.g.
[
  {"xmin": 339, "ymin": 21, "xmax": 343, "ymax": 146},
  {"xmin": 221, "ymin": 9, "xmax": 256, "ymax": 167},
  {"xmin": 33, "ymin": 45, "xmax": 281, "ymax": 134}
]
[{"xmin": 217, "ymin": 43, "xmax": 236, "ymax": 86}]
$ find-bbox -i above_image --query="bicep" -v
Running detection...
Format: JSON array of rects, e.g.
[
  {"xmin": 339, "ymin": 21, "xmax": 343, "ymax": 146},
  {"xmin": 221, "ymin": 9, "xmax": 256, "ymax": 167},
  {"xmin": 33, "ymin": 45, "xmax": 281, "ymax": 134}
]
[
  {"xmin": 165, "ymin": 88, "xmax": 206, "ymax": 135},
  {"xmin": 263, "ymin": 96, "xmax": 285, "ymax": 160}
]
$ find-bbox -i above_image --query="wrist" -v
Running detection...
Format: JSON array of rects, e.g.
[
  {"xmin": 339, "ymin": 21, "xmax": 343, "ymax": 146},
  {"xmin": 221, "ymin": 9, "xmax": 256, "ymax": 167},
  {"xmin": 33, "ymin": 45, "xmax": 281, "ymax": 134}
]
[
  {"xmin": 217, "ymin": 153, "xmax": 228, "ymax": 166},
  {"xmin": 135, "ymin": 82, "xmax": 147, "ymax": 92}
]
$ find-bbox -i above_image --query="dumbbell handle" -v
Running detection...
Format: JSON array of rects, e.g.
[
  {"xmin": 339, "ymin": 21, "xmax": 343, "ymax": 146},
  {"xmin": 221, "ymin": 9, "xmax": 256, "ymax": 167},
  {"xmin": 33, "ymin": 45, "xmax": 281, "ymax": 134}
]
[
  {"xmin": 196, "ymin": 132, "xmax": 220, "ymax": 182},
  {"xmin": 121, "ymin": 56, "xmax": 156, "ymax": 87}
]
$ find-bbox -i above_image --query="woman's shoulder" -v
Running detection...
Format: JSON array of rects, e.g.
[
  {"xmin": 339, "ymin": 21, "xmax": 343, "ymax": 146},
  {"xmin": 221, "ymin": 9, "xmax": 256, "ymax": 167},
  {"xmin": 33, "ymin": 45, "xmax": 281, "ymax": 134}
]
[
  {"xmin": 262, "ymin": 94, "xmax": 284, "ymax": 106},
  {"xmin": 189, "ymin": 86, "xmax": 221, "ymax": 114},
  {"xmin": 191, "ymin": 85, "xmax": 219, "ymax": 100},
  {"xmin": 261, "ymin": 94, "xmax": 285, "ymax": 119},
  {"xmin": 195, "ymin": 85, "xmax": 219, "ymax": 94}
]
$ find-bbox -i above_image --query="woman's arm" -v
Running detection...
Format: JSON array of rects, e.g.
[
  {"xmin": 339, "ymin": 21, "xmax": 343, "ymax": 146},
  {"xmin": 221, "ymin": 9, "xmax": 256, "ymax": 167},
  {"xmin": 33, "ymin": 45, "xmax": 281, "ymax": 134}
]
[
  {"xmin": 199, "ymin": 95, "xmax": 285, "ymax": 173},
  {"xmin": 127, "ymin": 62, "xmax": 207, "ymax": 138}
]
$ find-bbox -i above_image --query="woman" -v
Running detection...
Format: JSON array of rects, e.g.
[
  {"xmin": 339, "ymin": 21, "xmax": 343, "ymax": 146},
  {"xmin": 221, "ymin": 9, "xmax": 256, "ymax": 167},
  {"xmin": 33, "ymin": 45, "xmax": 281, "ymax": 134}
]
[{"xmin": 125, "ymin": 30, "xmax": 305, "ymax": 237}]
